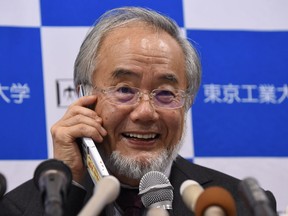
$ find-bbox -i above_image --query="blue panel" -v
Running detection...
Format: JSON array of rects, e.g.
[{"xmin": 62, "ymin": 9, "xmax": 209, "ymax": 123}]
[
  {"xmin": 40, "ymin": 0, "xmax": 183, "ymax": 27},
  {"xmin": 0, "ymin": 27, "xmax": 47, "ymax": 159},
  {"xmin": 187, "ymin": 30, "xmax": 288, "ymax": 156}
]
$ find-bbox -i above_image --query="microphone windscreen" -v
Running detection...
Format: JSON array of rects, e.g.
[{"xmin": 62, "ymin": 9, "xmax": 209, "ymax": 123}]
[
  {"xmin": 180, "ymin": 180, "xmax": 204, "ymax": 211},
  {"xmin": 194, "ymin": 186, "xmax": 237, "ymax": 216},
  {"xmin": 238, "ymin": 177, "xmax": 276, "ymax": 216},
  {"xmin": 139, "ymin": 171, "xmax": 173, "ymax": 209},
  {"xmin": 94, "ymin": 175, "xmax": 120, "ymax": 204},
  {"xmin": 33, "ymin": 159, "xmax": 72, "ymax": 190},
  {"xmin": 78, "ymin": 175, "xmax": 120, "ymax": 216},
  {"xmin": 33, "ymin": 159, "xmax": 73, "ymax": 216}
]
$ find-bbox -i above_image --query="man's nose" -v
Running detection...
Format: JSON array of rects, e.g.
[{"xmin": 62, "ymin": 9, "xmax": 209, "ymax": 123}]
[{"xmin": 130, "ymin": 93, "xmax": 159, "ymax": 122}]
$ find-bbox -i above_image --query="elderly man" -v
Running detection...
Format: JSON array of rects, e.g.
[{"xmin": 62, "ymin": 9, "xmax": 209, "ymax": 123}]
[{"xmin": 0, "ymin": 7, "xmax": 276, "ymax": 216}]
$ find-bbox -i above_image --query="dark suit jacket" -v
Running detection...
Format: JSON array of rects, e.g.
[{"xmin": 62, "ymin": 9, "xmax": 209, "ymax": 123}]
[{"xmin": 0, "ymin": 156, "xmax": 277, "ymax": 215}]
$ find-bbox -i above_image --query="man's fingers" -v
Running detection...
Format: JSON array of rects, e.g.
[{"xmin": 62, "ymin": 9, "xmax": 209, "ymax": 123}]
[
  {"xmin": 66, "ymin": 124, "xmax": 106, "ymax": 143},
  {"xmin": 51, "ymin": 113, "xmax": 107, "ymax": 142},
  {"xmin": 61, "ymin": 115, "xmax": 107, "ymax": 138},
  {"xmin": 73, "ymin": 94, "xmax": 97, "ymax": 107},
  {"xmin": 61, "ymin": 96, "xmax": 98, "ymax": 121}
]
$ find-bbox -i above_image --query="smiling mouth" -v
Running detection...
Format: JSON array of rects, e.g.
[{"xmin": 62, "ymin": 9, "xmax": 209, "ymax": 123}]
[{"xmin": 122, "ymin": 133, "xmax": 160, "ymax": 140}]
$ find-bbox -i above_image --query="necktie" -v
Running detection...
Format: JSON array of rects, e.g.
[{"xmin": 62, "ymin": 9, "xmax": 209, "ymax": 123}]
[{"xmin": 116, "ymin": 188, "xmax": 143, "ymax": 216}]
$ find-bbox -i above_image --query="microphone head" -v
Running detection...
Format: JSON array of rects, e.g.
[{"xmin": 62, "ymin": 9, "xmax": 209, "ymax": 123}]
[
  {"xmin": 180, "ymin": 180, "xmax": 200, "ymax": 195},
  {"xmin": 238, "ymin": 177, "xmax": 270, "ymax": 206},
  {"xmin": 238, "ymin": 177, "xmax": 276, "ymax": 216},
  {"xmin": 194, "ymin": 186, "xmax": 237, "ymax": 216},
  {"xmin": 95, "ymin": 175, "xmax": 120, "ymax": 204},
  {"xmin": 139, "ymin": 171, "xmax": 173, "ymax": 209},
  {"xmin": 33, "ymin": 159, "xmax": 72, "ymax": 192},
  {"xmin": 180, "ymin": 180, "xmax": 204, "ymax": 211},
  {"xmin": 0, "ymin": 173, "xmax": 7, "ymax": 198}
]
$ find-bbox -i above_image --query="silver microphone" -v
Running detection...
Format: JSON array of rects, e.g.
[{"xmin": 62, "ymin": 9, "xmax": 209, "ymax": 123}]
[{"xmin": 139, "ymin": 171, "xmax": 173, "ymax": 215}]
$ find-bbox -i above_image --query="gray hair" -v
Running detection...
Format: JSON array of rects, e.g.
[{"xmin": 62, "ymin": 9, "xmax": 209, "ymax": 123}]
[{"xmin": 74, "ymin": 7, "xmax": 201, "ymax": 109}]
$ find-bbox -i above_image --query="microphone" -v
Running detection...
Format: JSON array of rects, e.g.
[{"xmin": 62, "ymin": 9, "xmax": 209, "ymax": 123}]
[
  {"xmin": 139, "ymin": 171, "xmax": 173, "ymax": 215},
  {"xmin": 180, "ymin": 180, "xmax": 236, "ymax": 216},
  {"xmin": 195, "ymin": 186, "xmax": 237, "ymax": 216},
  {"xmin": 34, "ymin": 159, "xmax": 72, "ymax": 216},
  {"xmin": 180, "ymin": 180, "xmax": 204, "ymax": 212},
  {"xmin": 238, "ymin": 177, "xmax": 277, "ymax": 216},
  {"xmin": 0, "ymin": 173, "xmax": 7, "ymax": 198},
  {"xmin": 146, "ymin": 207, "xmax": 169, "ymax": 216},
  {"xmin": 78, "ymin": 175, "xmax": 120, "ymax": 216}
]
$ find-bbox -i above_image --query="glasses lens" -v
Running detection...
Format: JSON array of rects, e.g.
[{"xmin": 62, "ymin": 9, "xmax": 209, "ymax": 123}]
[
  {"xmin": 153, "ymin": 89, "xmax": 185, "ymax": 108},
  {"xmin": 108, "ymin": 86, "xmax": 138, "ymax": 104}
]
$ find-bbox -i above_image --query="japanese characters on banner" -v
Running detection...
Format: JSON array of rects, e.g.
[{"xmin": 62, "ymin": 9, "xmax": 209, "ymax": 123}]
[
  {"xmin": 203, "ymin": 84, "xmax": 288, "ymax": 105},
  {"xmin": 0, "ymin": 83, "xmax": 30, "ymax": 104}
]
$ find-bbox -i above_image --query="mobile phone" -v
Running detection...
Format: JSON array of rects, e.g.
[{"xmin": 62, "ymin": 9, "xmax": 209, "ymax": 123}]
[{"xmin": 78, "ymin": 85, "xmax": 109, "ymax": 185}]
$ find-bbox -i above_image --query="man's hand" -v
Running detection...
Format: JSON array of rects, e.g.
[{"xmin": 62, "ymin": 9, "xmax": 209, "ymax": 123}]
[{"xmin": 50, "ymin": 95, "xmax": 107, "ymax": 183}]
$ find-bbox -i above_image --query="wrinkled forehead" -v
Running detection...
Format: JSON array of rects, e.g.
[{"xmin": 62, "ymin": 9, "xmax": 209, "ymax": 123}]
[
  {"xmin": 92, "ymin": 23, "xmax": 187, "ymax": 89},
  {"xmin": 97, "ymin": 21, "xmax": 171, "ymax": 53}
]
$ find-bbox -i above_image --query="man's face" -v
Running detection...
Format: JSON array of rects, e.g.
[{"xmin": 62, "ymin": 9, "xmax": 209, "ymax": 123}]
[{"xmin": 92, "ymin": 23, "xmax": 187, "ymax": 184}]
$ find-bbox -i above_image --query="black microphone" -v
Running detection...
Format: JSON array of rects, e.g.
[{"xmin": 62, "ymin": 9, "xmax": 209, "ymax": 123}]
[
  {"xmin": 34, "ymin": 159, "xmax": 72, "ymax": 216},
  {"xmin": 238, "ymin": 177, "xmax": 277, "ymax": 216},
  {"xmin": 0, "ymin": 173, "xmax": 7, "ymax": 198},
  {"xmin": 139, "ymin": 171, "xmax": 173, "ymax": 216}
]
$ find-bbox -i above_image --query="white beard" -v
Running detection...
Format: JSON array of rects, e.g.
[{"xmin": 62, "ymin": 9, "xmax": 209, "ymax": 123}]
[{"xmin": 106, "ymin": 150, "xmax": 170, "ymax": 180}]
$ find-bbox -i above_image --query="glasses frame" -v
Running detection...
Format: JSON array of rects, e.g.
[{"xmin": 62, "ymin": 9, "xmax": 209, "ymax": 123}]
[{"xmin": 92, "ymin": 85, "xmax": 191, "ymax": 109}]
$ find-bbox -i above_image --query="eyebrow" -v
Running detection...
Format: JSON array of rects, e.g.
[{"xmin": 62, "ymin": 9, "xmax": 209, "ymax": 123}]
[
  {"xmin": 162, "ymin": 73, "xmax": 178, "ymax": 84},
  {"xmin": 111, "ymin": 68, "xmax": 179, "ymax": 84},
  {"xmin": 111, "ymin": 68, "xmax": 139, "ymax": 79}
]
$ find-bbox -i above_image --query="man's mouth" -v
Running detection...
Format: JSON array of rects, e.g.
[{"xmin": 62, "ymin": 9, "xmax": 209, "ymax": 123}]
[{"xmin": 122, "ymin": 133, "xmax": 159, "ymax": 140}]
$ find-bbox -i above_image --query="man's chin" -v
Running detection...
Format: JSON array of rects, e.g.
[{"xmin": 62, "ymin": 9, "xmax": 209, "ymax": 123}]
[
  {"xmin": 126, "ymin": 151, "xmax": 158, "ymax": 163},
  {"xmin": 105, "ymin": 150, "xmax": 170, "ymax": 181}
]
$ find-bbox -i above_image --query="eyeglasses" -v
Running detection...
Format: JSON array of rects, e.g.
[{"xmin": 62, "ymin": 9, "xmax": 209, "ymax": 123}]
[{"xmin": 93, "ymin": 85, "xmax": 189, "ymax": 109}]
